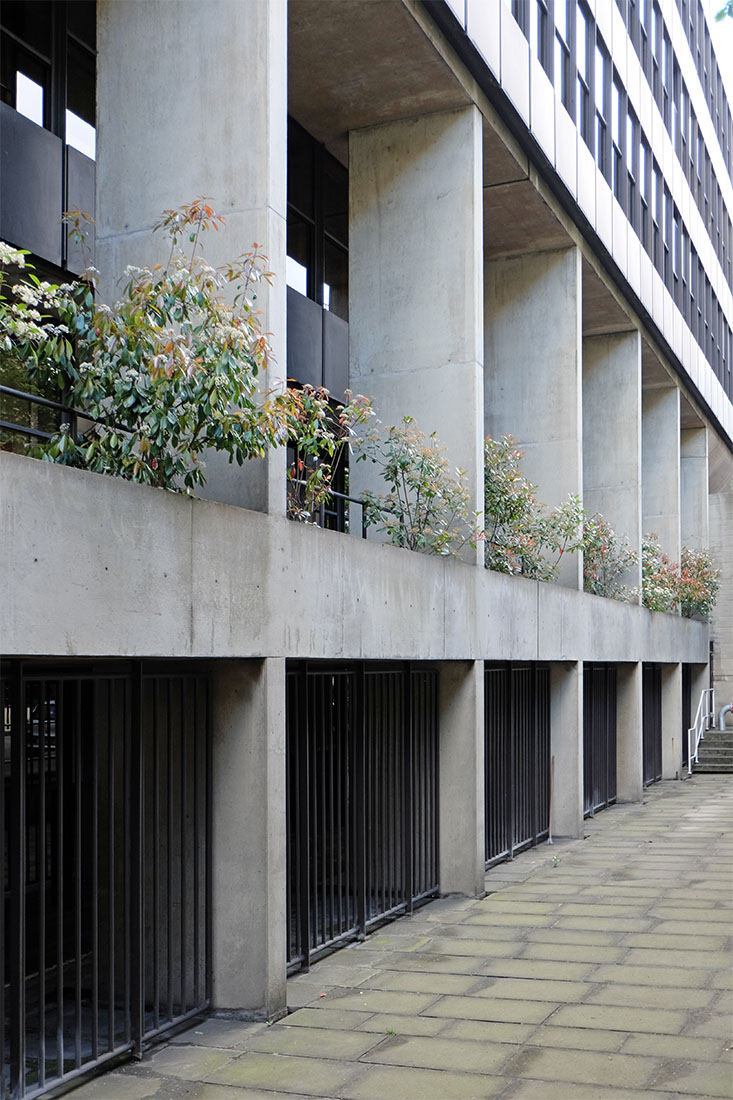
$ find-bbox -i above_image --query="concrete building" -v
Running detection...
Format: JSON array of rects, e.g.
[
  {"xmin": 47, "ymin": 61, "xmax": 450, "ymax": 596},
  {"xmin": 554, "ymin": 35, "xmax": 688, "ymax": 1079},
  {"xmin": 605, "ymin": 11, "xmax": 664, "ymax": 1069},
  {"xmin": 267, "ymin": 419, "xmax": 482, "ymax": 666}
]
[{"xmin": 0, "ymin": 0, "xmax": 730, "ymax": 1095}]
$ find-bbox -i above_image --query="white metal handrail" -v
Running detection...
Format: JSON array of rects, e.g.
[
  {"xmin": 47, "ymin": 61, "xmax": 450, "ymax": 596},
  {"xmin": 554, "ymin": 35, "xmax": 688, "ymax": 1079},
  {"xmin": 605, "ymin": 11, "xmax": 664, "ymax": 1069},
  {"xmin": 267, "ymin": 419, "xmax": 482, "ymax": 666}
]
[{"xmin": 687, "ymin": 687, "xmax": 716, "ymax": 776}]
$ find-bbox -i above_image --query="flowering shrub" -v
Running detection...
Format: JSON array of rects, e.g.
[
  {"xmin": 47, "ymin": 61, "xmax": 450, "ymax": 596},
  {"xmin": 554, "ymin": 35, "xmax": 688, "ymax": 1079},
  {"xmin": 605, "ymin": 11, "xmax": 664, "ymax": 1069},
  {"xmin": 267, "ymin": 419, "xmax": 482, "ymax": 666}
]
[
  {"xmin": 274, "ymin": 385, "xmax": 373, "ymax": 523},
  {"xmin": 483, "ymin": 435, "xmax": 583, "ymax": 580},
  {"xmin": 356, "ymin": 417, "xmax": 479, "ymax": 556},
  {"xmin": 1, "ymin": 201, "xmax": 279, "ymax": 491},
  {"xmin": 582, "ymin": 515, "xmax": 638, "ymax": 601},
  {"xmin": 641, "ymin": 534, "xmax": 680, "ymax": 613},
  {"xmin": 677, "ymin": 546, "xmax": 720, "ymax": 621}
]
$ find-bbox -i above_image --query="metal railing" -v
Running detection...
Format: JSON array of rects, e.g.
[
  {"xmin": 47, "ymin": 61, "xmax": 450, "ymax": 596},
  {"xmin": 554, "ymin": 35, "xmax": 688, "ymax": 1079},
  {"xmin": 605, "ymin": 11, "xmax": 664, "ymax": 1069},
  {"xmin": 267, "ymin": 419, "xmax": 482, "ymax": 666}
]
[
  {"xmin": 687, "ymin": 687, "xmax": 716, "ymax": 776},
  {"xmin": 286, "ymin": 476, "xmax": 369, "ymax": 538}
]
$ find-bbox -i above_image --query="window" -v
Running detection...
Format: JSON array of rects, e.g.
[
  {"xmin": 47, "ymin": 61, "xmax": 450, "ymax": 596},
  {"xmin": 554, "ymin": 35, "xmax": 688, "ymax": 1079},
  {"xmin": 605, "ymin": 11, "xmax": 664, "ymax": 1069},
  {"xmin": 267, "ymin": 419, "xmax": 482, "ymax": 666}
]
[
  {"xmin": 576, "ymin": 3, "xmax": 592, "ymax": 148},
  {"xmin": 530, "ymin": 0, "xmax": 552, "ymax": 75},
  {"xmin": 0, "ymin": 0, "xmax": 96, "ymax": 159},
  {"xmin": 640, "ymin": 137, "xmax": 651, "ymax": 253},
  {"xmin": 554, "ymin": 0, "xmax": 572, "ymax": 112},
  {"xmin": 595, "ymin": 41, "xmax": 610, "ymax": 179},
  {"xmin": 627, "ymin": 108, "xmax": 638, "ymax": 227},
  {"xmin": 287, "ymin": 118, "xmax": 348, "ymax": 322},
  {"xmin": 612, "ymin": 75, "xmax": 623, "ymax": 204}
]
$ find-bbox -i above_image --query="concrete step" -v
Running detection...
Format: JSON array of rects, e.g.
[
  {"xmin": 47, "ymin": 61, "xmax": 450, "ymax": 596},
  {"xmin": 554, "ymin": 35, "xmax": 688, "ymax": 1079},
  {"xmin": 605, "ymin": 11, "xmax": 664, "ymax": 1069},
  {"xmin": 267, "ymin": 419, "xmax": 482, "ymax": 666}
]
[{"xmin": 693, "ymin": 763, "xmax": 733, "ymax": 773}]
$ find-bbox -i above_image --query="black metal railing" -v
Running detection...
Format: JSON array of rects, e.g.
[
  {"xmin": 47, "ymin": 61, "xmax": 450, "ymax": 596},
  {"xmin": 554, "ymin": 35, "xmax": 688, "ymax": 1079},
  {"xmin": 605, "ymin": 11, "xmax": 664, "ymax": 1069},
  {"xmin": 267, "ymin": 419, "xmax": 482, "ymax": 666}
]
[
  {"xmin": 484, "ymin": 664, "xmax": 551, "ymax": 867},
  {"xmin": 1, "ymin": 661, "xmax": 210, "ymax": 1100},
  {"xmin": 642, "ymin": 663, "xmax": 663, "ymax": 786},
  {"xmin": 583, "ymin": 664, "xmax": 618, "ymax": 817},
  {"xmin": 286, "ymin": 662, "xmax": 439, "ymax": 973},
  {"xmin": 286, "ymin": 475, "xmax": 368, "ymax": 538}
]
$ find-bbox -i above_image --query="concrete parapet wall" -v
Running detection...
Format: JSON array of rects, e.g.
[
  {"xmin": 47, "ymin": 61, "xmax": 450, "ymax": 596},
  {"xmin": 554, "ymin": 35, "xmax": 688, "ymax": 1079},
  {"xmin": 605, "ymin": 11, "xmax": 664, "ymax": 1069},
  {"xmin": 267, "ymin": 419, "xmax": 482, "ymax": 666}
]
[{"xmin": 1, "ymin": 452, "xmax": 708, "ymax": 663}]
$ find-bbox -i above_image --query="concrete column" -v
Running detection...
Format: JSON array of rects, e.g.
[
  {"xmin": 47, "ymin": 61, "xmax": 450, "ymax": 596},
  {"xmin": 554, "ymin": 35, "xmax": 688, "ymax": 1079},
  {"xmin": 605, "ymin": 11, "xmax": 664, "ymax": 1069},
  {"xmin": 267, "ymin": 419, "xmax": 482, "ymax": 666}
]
[
  {"xmin": 583, "ymin": 332, "xmax": 642, "ymax": 589},
  {"xmin": 96, "ymin": 0, "xmax": 287, "ymax": 514},
  {"xmin": 549, "ymin": 663, "xmax": 583, "ymax": 838},
  {"xmin": 661, "ymin": 663, "xmax": 683, "ymax": 780},
  {"xmin": 439, "ymin": 662, "xmax": 485, "ymax": 896},
  {"xmin": 210, "ymin": 659, "xmax": 286, "ymax": 1019},
  {"xmin": 485, "ymin": 247, "xmax": 583, "ymax": 588},
  {"xmin": 680, "ymin": 427, "xmax": 709, "ymax": 550},
  {"xmin": 617, "ymin": 663, "xmax": 643, "ymax": 803},
  {"xmin": 642, "ymin": 385, "xmax": 681, "ymax": 562},
  {"xmin": 350, "ymin": 107, "xmax": 484, "ymax": 563}
]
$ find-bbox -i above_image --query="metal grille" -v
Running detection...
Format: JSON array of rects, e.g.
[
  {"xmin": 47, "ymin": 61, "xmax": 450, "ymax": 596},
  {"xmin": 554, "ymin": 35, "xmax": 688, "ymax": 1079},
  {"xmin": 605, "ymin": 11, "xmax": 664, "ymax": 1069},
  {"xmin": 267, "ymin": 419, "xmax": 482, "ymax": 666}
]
[
  {"xmin": 642, "ymin": 664, "xmax": 663, "ymax": 786},
  {"xmin": 484, "ymin": 664, "xmax": 551, "ymax": 867},
  {"xmin": 286, "ymin": 662, "xmax": 439, "ymax": 973},
  {"xmin": 1, "ymin": 662, "xmax": 210, "ymax": 1100},
  {"xmin": 681, "ymin": 665, "xmax": 691, "ymax": 770},
  {"xmin": 583, "ymin": 664, "xmax": 618, "ymax": 817}
]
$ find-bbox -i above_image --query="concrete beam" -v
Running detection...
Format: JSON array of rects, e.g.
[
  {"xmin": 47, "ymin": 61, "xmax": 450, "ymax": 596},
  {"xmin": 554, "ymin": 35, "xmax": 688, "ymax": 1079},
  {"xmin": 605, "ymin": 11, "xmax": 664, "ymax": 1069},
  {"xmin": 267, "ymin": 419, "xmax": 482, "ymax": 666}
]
[
  {"xmin": 438, "ymin": 662, "xmax": 485, "ymax": 896},
  {"xmin": 583, "ymin": 331, "xmax": 642, "ymax": 589},
  {"xmin": 349, "ymin": 106, "xmax": 485, "ymax": 564},
  {"xmin": 617, "ymin": 663, "xmax": 643, "ymax": 803},
  {"xmin": 485, "ymin": 247, "xmax": 583, "ymax": 588},
  {"xmin": 211, "ymin": 659, "xmax": 286, "ymax": 1018}
]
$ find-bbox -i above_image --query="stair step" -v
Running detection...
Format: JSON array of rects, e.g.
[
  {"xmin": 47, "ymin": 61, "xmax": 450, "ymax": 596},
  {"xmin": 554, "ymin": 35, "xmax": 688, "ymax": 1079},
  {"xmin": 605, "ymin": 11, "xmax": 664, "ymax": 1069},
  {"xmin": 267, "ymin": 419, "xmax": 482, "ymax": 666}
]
[{"xmin": 693, "ymin": 764, "xmax": 733, "ymax": 773}]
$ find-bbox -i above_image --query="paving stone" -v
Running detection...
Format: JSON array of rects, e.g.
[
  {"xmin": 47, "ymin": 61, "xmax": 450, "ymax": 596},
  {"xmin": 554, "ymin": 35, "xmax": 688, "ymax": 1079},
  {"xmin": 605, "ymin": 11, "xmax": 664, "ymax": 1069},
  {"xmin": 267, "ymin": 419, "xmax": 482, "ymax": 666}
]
[
  {"xmin": 522, "ymin": 941, "xmax": 626, "ymax": 964},
  {"xmin": 193, "ymin": 1088, "xmax": 333, "ymax": 1100},
  {"xmin": 525, "ymin": 1024, "xmax": 626, "ymax": 1052},
  {"xmin": 524, "ymin": 927, "xmax": 622, "ymax": 947},
  {"xmin": 418, "ymin": 936, "xmax": 520, "ymax": 957},
  {"xmin": 558, "ymin": 903, "xmax": 653, "ymax": 917},
  {"xmin": 588, "ymin": 963, "xmax": 712, "ymax": 988},
  {"xmin": 473, "ymin": 900, "xmax": 559, "ymax": 914},
  {"xmin": 555, "ymin": 916, "xmax": 654, "ymax": 932},
  {"xmin": 341, "ymin": 1064, "xmax": 508, "ymax": 1098},
  {"xmin": 621, "ymin": 1033, "xmax": 725, "ymax": 1061},
  {"xmin": 651, "ymin": 920, "xmax": 733, "ymax": 938},
  {"xmin": 475, "ymin": 958, "xmax": 593, "ymax": 981},
  {"xmin": 649, "ymin": 907, "xmax": 732, "ymax": 922},
  {"xmin": 68, "ymin": 1076, "xmax": 166, "ymax": 1100},
  {"xmin": 206, "ymin": 1052, "xmax": 359, "ymax": 1095},
  {"xmin": 375, "ymin": 950, "xmax": 478, "ymax": 974},
  {"xmin": 475, "ymin": 977, "xmax": 592, "ymax": 1002},
  {"xmin": 547, "ymin": 1003, "xmax": 687, "ymax": 1034},
  {"xmin": 168, "ymin": 1018, "xmax": 267, "ymax": 1048},
  {"xmin": 425, "ymin": 995, "xmax": 557, "ymax": 1024},
  {"xmin": 244, "ymin": 1025, "xmax": 381, "ymax": 1060},
  {"xmin": 319, "ymin": 988, "xmax": 439, "ymax": 1014},
  {"xmin": 360, "ymin": 1034, "xmax": 515, "ymax": 1074},
  {"xmin": 284, "ymin": 1008, "xmax": 373, "ymax": 1030},
  {"xmin": 355, "ymin": 1013, "xmax": 447, "ymax": 1037},
  {"xmin": 650, "ymin": 1058, "xmax": 733, "ymax": 1096},
  {"xmin": 621, "ymin": 932, "xmax": 728, "ymax": 950},
  {"xmin": 504, "ymin": 1080, "xmax": 679, "ymax": 1100},
  {"xmin": 357, "ymin": 969, "xmax": 481, "ymax": 995},
  {"xmin": 146, "ymin": 1045, "xmax": 238, "ymax": 1079},
  {"xmin": 462, "ymin": 912, "xmax": 555, "ymax": 927},
  {"xmin": 438, "ymin": 1018, "xmax": 536, "ymax": 1044},
  {"xmin": 586, "ymin": 983, "xmax": 714, "ymax": 1010},
  {"xmin": 622, "ymin": 947, "xmax": 731, "ymax": 968},
  {"xmin": 686, "ymin": 1013, "xmax": 733, "ymax": 1039},
  {"xmin": 501, "ymin": 1045, "xmax": 662, "ymax": 1088}
]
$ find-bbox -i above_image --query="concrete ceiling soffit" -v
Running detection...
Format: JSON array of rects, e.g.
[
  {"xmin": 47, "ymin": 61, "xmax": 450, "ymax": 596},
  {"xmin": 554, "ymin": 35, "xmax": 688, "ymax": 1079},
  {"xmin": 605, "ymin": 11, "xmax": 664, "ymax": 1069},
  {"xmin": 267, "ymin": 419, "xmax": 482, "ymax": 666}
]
[
  {"xmin": 581, "ymin": 259, "xmax": 635, "ymax": 337},
  {"xmin": 288, "ymin": 0, "xmax": 471, "ymax": 164},
  {"xmin": 483, "ymin": 178, "xmax": 570, "ymax": 259},
  {"xmin": 641, "ymin": 340, "xmax": 676, "ymax": 389}
]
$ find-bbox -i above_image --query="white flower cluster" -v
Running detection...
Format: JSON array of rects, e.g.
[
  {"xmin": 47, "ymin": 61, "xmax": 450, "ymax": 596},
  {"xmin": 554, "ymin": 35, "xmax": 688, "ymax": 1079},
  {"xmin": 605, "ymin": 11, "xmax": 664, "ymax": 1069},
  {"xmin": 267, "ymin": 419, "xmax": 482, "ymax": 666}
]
[{"xmin": 0, "ymin": 242, "xmax": 26, "ymax": 267}]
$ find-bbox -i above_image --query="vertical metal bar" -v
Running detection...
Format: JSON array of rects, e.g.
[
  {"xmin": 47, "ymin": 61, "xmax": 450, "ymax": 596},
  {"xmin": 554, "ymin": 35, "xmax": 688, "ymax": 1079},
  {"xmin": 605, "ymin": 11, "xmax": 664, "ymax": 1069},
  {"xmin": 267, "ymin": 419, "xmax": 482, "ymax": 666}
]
[
  {"xmin": 74, "ymin": 681, "xmax": 82, "ymax": 1070},
  {"xmin": 180, "ymin": 679, "xmax": 188, "ymax": 1015},
  {"xmin": 108, "ymin": 681, "xmax": 116, "ymax": 1052},
  {"xmin": 37, "ymin": 682, "xmax": 47, "ymax": 1089},
  {"xmin": 166, "ymin": 677, "xmax": 173, "ymax": 1020},
  {"xmin": 355, "ymin": 664, "xmax": 367, "ymax": 937},
  {"xmin": 298, "ymin": 668, "xmax": 311, "ymax": 970},
  {"xmin": 404, "ymin": 666, "xmax": 414, "ymax": 912},
  {"xmin": 130, "ymin": 663, "xmax": 144, "ymax": 1057},
  {"xmin": 0, "ymin": 668, "xmax": 6, "ymax": 1099},
  {"xmin": 205, "ymin": 673, "xmax": 213, "ymax": 1007},
  {"xmin": 193, "ymin": 679, "xmax": 201, "ymax": 1010},
  {"xmin": 54, "ymin": 680, "xmax": 64, "ymax": 1083},
  {"xmin": 91, "ymin": 683, "xmax": 99, "ymax": 1063},
  {"xmin": 9, "ymin": 666, "xmax": 26, "ymax": 1097}
]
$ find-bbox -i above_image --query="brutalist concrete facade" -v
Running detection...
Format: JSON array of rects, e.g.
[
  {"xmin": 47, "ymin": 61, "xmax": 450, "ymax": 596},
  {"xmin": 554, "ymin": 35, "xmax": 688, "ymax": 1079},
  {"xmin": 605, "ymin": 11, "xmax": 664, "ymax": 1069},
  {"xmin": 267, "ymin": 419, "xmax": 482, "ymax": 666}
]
[{"xmin": 1, "ymin": 0, "xmax": 731, "ymax": 1038}]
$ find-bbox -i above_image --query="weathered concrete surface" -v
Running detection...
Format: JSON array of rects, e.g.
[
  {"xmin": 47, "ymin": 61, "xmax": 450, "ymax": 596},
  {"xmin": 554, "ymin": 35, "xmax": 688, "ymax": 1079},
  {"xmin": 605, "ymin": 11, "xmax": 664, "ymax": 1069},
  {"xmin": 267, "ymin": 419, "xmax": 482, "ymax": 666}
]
[
  {"xmin": 69, "ymin": 776, "xmax": 732, "ymax": 1100},
  {"xmin": 0, "ymin": 452, "xmax": 708, "ymax": 664},
  {"xmin": 710, "ymin": 486, "xmax": 733, "ymax": 704}
]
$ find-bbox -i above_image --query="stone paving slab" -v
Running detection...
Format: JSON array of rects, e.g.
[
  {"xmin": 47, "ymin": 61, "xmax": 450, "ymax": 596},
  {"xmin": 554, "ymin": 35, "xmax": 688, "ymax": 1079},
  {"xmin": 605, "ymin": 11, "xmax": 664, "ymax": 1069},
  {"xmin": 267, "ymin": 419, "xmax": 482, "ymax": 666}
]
[{"xmin": 67, "ymin": 776, "xmax": 732, "ymax": 1100}]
